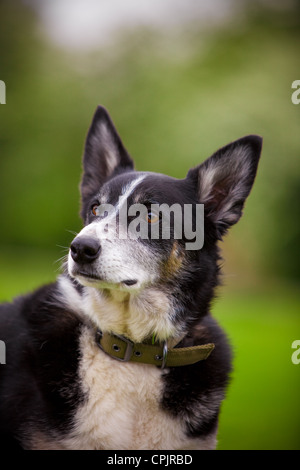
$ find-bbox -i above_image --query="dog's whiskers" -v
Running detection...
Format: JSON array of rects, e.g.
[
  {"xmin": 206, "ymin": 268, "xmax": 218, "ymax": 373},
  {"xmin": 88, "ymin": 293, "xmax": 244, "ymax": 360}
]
[
  {"xmin": 56, "ymin": 244, "xmax": 69, "ymax": 251},
  {"xmin": 66, "ymin": 229, "xmax": 79, "ymax": 237},
  {"xmin": 53, "ymin": 251, "xmax": 69, "ymax": 273}
]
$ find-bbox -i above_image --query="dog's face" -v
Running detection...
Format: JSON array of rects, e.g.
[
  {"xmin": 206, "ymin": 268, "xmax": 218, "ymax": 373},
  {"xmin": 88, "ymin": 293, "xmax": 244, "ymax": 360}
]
[
  {"xmin": 69, "ymin": 170, "xmax": 193, "ymax": 292},
  {"xmin": 67, "ymin": 106, "xmax": 262, "ymax": 339}
]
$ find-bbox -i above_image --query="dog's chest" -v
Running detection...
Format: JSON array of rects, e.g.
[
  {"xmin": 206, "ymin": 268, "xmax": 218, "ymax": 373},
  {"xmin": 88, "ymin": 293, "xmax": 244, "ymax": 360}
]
[{"xmin": 63, "ymin": 326, "xmax": 197, "ymax": 450}]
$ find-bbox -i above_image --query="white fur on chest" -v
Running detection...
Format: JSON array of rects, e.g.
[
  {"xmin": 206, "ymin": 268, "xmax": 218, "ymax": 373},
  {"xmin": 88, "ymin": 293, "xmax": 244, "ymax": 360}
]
[{"xmin": 63, "ymin": 326, "xmax": 213, "ymax": 450}]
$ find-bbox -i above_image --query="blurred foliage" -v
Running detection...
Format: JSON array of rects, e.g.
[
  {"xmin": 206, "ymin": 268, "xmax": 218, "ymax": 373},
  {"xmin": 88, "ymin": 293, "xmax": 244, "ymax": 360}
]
[{"xmin": 0, "ymin": 1, "xmax": 300, "ymax": 281}]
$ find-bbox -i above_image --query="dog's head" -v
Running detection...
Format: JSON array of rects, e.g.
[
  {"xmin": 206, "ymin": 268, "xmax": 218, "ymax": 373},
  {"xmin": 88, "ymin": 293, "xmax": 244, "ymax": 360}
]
[{"xmin": 67, "ymin": 106, "xmax": 262, "ymax": 339}]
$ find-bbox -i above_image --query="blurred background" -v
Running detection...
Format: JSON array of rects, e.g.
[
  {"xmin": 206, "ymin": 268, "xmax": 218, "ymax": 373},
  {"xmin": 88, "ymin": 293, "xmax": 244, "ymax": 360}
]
[{"xmin": 0, "ymin": 0, "xmax": 299, "ymax": 450}]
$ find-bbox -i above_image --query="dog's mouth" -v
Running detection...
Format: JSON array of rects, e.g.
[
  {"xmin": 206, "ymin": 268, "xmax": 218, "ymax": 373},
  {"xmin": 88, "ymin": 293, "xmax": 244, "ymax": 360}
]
[
  {"xmin": 76, "ymin": 270, "xmax": 102, "ymax": 281},
  {"xmin": 121, "ymin": 279, "xmax": 138, "ymax": 286},
  {"xmin": 75, "ymin": 270, "xmax": 138, "ymax": 288}
]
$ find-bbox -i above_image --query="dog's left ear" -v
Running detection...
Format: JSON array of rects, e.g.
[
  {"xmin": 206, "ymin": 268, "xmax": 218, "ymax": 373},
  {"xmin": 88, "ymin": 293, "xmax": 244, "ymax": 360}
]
[
  {"xmin": 187, "ymin": 135, "xmax": 262, "ymax": 237},
  {"xmin": 80, "ymin": 106, "xmax": 134, "ymax": 219}
]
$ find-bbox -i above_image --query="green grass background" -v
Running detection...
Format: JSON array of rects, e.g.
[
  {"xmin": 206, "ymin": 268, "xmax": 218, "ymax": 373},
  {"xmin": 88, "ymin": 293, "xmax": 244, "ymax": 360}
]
[{"xmin": 214, "ymin": 288, "xmax": 300, "ymax": 450}]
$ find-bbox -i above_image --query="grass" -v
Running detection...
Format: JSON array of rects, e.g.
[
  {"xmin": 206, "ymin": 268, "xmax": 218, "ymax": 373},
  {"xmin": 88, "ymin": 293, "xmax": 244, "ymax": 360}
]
[
  {"xmin": 213, "ymin": 289, "xmax": 300, "ymax": 450},
  {"xmin": 0, "ymin": 248, "xmax": 299, "ymax": 449},
  {"xmin": 0, "ymin": 247, "xmax": 62, "ymax": 301}
]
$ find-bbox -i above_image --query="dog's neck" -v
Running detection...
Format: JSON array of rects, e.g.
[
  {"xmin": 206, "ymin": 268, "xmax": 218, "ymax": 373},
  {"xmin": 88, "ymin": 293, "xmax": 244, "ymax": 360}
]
[{"xmin": 81, "ymin": 285, "xmax": 184, "ymax": 344}]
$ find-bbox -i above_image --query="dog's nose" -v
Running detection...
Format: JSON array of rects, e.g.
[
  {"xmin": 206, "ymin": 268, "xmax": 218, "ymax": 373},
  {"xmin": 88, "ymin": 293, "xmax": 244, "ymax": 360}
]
[{"xmin": 70, "ymin": 237, "xmax": 101, "ymax": 264}]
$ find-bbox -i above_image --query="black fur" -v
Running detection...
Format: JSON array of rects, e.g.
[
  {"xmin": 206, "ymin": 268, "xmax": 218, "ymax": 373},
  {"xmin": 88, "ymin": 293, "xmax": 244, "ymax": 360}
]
[
  {"xmin": 0, "ymin": 106, "xmax": 262, "ymax": 449},
  {"xmin": 0, "ymin": 283, "xmax": 84, "ymax": 448}
]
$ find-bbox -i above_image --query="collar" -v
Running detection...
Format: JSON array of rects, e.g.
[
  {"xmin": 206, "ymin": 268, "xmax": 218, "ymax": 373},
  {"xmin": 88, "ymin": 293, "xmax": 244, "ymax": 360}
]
[{"xmin": 95, "ymin": 330, "xmax": 215, "ymax": 369}]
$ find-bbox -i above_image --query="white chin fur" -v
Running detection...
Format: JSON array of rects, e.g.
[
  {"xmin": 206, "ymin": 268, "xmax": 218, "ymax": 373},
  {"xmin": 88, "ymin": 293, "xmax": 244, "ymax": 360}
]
[{"xmin": 58, "ymin": 274, "xmax": 178, "ymax": 343}]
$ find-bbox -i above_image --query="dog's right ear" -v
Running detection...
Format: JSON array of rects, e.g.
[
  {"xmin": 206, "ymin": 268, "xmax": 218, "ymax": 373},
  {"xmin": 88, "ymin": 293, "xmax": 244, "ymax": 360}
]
[
  {"xmin": 186, "ymin": 135, "xmax": 262, "ymax": 238},
  {"xmin": 80, "ymin": 106, "xmax": 134, "ymax": 219}
]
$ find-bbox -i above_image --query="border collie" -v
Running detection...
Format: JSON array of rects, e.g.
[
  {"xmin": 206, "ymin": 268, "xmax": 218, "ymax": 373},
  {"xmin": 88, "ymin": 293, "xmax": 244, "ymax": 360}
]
[{"xmin": 0, "ymin": 106, "xmax": 262, "ymax": 450}]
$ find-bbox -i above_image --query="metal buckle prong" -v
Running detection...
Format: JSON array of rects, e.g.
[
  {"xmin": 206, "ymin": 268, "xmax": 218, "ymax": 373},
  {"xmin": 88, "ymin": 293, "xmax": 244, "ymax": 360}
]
[
  {"xmin": 111, "ymin": 333, "xmax": 134, "ymax": 362},
  {"xmin": 154, "ymin": 341, "xmax": 168, "ymax": 369},
  {"xmin": 161, "ymin": 341, "xmax": 168, "ymax": 369}
]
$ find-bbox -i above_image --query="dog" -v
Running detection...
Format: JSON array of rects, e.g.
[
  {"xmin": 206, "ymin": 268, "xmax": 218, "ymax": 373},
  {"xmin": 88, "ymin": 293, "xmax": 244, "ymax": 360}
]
[{"xmin": 0, "ymin": 106, "xmax": 262, "ymax": 450}]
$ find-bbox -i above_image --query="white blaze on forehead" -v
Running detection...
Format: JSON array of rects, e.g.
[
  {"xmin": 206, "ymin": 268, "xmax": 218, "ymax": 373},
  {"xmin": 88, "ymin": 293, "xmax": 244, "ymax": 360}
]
[
  {"xmin": 74, "ymin": 174, "xmax": 146, "ymax": 242},
  {"xmin": 116, "ymin": 174, "xmax": 146, "ymax": 212},
  {"xmin": 94, "ymin": 174, "xmax": 146, "ymax": 240},
  {"xmin": 101, "ymin": 174, "xmax": 146, "ymax": 219}
]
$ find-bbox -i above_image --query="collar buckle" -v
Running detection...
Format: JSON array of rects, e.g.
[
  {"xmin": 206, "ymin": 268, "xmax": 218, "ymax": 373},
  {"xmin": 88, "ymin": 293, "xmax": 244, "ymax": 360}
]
[
  {"xmin": 97, "ymin": 330, "xmax": 134, "ymax": 362},
  {"xmin": 113, "ymin": 333, "xmax": 134, "ymax": 362}
]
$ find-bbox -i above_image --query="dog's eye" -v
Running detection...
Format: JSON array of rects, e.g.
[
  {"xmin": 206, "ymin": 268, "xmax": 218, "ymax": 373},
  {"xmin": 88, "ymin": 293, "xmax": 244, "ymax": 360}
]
[
  {"xmin": 147, "ymin": 210, "xmax": 159, "ymax": 224},
  {"xmin": 91, "ymin": 204, "xmax": 99, "ymax": 216},
  {"xmin": 91, "ymin": 204, "xmax": 110, "ymax": 218}
]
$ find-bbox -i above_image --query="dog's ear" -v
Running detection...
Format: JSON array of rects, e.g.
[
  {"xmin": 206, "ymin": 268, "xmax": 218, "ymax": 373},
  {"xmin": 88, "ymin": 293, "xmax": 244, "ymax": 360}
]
[
  {"xmin": 187, "ymin": 135, "xmax": 262, "ymax": 237},
  {"xmin": 80, "ymin": 106, "xmax": 134, "ymax": 218}
]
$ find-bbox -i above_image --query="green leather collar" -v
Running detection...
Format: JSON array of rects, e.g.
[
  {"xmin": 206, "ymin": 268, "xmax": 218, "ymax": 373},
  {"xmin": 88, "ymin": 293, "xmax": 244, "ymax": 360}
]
[{"xmin": 95, "ymin": 330, "xmax": 215, "ymax": 369}]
